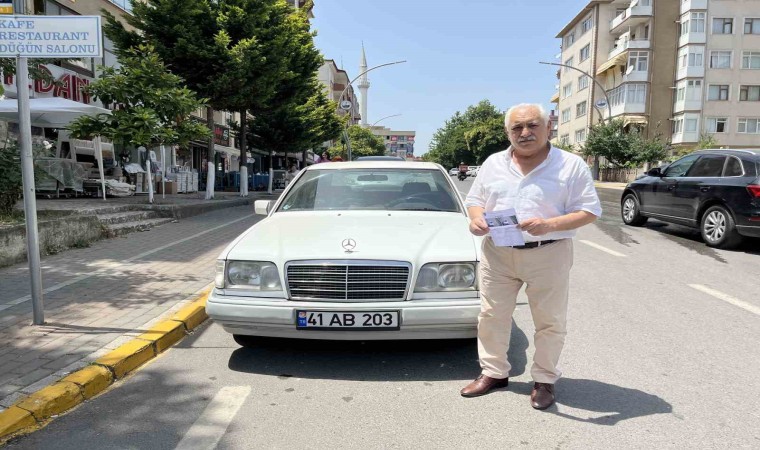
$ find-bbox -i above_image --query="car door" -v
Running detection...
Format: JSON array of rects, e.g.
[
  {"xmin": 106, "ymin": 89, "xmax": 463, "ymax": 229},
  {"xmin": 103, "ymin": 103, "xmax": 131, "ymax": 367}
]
[
  {"xmin": 648, "ymin": 154, "xmax": 701, "ymax": 216},
  {"xmin": 672, "ymin": 154, "xmax": 727, "ymax": 222}
]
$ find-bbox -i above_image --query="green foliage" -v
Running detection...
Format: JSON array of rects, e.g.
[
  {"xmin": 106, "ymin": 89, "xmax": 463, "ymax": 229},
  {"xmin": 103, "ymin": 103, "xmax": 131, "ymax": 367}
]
[
  {"xmin": 67, "ymin": 45, "xmax": 210, "ymax": 149},
  {"xmin": 0, "ymin": 141, "xmax": 23, "ymax": 215},
  {"xmin": 581, "ymin": 119, "xmax": 667, "ymax": 168},
  {"xmin": 337, "ymin": 125, "xmax": 386, "ymax": 159},
  {"xmin": 426, "ymin": 100, "xmax": 509, "ymax": 168}
]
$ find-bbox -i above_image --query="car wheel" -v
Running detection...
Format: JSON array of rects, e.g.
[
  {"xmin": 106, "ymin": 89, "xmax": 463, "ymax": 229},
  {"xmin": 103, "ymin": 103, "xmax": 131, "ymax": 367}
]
[
  {"xmin": 233, "ymin": 334, "xmax": 261, "ymax": 348},
  {"xmin": 621, "ymin": 194, "xmax": 648, "ymax": 226},
  {"xmin": 700, "ymin": 205, "xmax": 743, "ymax": 249}
]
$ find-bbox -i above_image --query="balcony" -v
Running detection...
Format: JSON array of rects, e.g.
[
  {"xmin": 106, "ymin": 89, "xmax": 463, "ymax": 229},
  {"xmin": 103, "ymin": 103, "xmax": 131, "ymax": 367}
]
[
  {"xmin": 623, "ymin": 70, "xmax": 648, "ymax": 83},
  {"xmin": 608, "ymin": 35, "xmax": 650, "ymax": 60},
  {"xmin": 676, "ymin": 64, "xmax": 704, "ymax": 81},
  {"xmin": 673, "ymin": 97, "xmax": 703, "ymax": 114},
  {"xmin": 671, "ymin": 130, "xmax": 700, "ymax": 145},
  {"xmin": 681, "ymin": 0, "xmax": 707, "ymax": 14},
  {"xmin": 610, "ymin": 2, "xmax": 653, "ymax": 35},
  {"xmin": 679, "ymin": 29, "xmax": 706, "ymax": 47},
  {"xmin": 608, "ymin": 83, "xmax": 648, "ymax": 117}
]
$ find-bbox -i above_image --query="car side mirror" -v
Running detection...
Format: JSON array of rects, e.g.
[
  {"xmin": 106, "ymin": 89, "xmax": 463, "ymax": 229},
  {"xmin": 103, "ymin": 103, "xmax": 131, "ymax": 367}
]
[
  {"xmin": 254, "ymin": 200, "xmax": 273, "ymax": 215},
  {"xmin": 646, "ymin": 167, "xmax": 662, "ymax": 177}
]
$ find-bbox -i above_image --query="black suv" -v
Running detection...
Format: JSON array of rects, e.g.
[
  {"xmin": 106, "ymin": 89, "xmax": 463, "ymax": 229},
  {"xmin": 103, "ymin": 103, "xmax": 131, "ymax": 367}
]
[{"xmin": 621, "ymin": 149, "xmax": 760, "ymax": 249}]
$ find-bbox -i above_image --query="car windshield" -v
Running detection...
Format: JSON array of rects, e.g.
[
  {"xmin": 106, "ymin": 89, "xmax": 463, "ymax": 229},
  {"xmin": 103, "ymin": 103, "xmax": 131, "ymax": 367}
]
[{"xmin": 277, "ymin": 168, "xmax": 462, "ymax": 213}]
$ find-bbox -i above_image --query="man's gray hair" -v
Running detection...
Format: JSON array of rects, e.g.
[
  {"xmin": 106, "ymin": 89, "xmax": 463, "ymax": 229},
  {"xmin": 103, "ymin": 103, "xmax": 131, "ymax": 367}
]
[{"xmin": 504, "ymin": 103, "xmax": 550, "ymax": 130}]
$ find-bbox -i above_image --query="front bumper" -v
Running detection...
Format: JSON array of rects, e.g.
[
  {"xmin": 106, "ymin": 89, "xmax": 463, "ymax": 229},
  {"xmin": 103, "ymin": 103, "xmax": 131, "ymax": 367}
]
[{"xmin": 207, "ymin": 290, "xmax": 480, "ymax": 340}]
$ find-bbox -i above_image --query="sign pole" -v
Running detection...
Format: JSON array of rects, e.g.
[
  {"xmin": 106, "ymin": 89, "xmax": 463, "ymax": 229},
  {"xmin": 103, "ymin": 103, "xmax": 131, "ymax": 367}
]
[{"xmin": 12, "ymin": 1, "xmax": 45, "ymax": 324}]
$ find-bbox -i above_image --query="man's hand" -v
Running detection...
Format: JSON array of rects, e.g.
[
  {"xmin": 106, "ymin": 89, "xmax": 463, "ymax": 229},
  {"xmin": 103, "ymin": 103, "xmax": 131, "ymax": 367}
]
[
  {"xmin": 518, "ymin": 217, "xmax": 555, "ymax": 236},
  {"xmin": 469, "ymin": 216, "xmax": 490, "ymax": 236}
]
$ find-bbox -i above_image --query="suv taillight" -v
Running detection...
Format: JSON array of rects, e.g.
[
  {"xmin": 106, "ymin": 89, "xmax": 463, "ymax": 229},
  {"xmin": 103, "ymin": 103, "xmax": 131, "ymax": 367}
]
[{"xmin": 748, "ymin": 185, "xmax": 760, "ymax": 198}]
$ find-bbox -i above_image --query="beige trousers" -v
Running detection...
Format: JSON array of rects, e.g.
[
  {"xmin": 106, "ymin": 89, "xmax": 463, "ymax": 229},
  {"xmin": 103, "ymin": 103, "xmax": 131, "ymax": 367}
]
[{"xmin": 477, "ymin": 237, "xmax": 573, "ymax": 384}]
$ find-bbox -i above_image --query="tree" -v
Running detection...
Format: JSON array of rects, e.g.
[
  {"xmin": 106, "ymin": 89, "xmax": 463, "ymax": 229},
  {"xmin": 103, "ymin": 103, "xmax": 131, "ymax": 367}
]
[
  {"xmin": 337, "ymin": 125, "xmax": 385, "ymax": 159},
  {"xmin": 426, "ymin": 100, "xmax": 509, "ymax": 168},
  {"xmin": 67, "ymin": 45, "xmax": 209, "ymax": 177},
  {"xmin": 581, "ymin": 119, "xmax": 667, "ymax": 168}
]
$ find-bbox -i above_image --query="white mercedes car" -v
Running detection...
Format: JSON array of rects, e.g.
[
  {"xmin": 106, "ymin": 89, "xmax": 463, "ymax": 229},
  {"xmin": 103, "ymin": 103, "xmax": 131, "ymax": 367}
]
[{"xmin": 207, "ymin": 161, "xmax": 481, "ymax": 344}]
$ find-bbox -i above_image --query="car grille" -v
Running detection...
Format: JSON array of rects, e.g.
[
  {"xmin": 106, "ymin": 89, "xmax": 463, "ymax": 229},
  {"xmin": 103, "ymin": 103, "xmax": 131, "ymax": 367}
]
[{"xmin": 286, "ymin": 262, "xmax": 410, "ymax": 302}]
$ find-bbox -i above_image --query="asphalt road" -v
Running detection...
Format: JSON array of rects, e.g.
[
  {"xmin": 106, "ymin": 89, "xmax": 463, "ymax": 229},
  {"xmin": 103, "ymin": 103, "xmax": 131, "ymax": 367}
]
[{"xmin": 7, "ymin": 178, "xmax": 760, "ymax": 449}]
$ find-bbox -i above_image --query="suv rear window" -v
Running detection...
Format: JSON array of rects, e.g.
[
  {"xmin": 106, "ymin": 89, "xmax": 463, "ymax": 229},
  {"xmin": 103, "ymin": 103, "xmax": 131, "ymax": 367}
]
[
  {"xmin": 687, "ymin": 155, "xmax": 726, "ymax": 177},
  {"xmin": 724, "ymin": 157, "xmax": 744, "ymax": 177}
]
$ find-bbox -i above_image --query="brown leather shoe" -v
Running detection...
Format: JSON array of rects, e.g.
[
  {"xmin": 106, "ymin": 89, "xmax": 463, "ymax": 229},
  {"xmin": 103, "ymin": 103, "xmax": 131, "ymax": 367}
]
[
  {"xmin": 530, "ymin": 382, "xmax": 555, "ymax": 410},
  {"xmin": 460, "ymin": 375, "xmax": 509, "ymax": 397}
]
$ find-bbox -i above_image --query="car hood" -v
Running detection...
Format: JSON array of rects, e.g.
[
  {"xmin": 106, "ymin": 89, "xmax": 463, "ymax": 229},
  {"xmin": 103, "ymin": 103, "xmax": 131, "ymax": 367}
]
[{"xmin": 222, "ymin": 211, "xmax": 481, "ymax": 266}]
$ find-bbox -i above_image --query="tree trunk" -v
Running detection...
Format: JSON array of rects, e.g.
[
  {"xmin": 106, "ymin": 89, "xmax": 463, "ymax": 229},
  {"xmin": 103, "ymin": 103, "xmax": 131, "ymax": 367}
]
[
  {"xmin": 239, "ymin": 110, "xmax": 248, "ymax": 197},
  {"xmin": 205, "ymin": 106, "xmax": 215, "ymax": 199},
  {"xmin": 301, "ymin": 149, "xmax": 307, "ymax": 168}
]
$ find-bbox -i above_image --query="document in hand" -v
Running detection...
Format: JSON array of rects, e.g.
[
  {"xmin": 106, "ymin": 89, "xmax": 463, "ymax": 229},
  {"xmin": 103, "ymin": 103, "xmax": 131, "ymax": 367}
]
[{"xmin": 484, "ymin": 208, "xmax": 525, "ymax": 247}]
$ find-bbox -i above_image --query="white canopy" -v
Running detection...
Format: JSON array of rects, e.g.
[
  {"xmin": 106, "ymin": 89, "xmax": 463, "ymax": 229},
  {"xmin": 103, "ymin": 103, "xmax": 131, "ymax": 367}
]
[{"xmin": 0, "ymin": 97, "xmax": 113, "ymax": 200}]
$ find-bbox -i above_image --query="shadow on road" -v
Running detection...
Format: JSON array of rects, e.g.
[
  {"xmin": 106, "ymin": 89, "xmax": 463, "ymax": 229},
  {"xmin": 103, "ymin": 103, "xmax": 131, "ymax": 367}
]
[
  {"xmin": 228, "ymin": 322, "xmax": 530, "ymax": 382},
  {"xmin": 507, "ymin": 378, "xmax": 673, "ymax": 426}
]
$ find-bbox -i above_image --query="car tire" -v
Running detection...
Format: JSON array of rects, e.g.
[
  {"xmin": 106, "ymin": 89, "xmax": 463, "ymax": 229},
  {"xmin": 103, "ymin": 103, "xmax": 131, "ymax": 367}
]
[
  {"xmin": 700, "ymin": 205, "xmax": 743, "ymax": 249},
  {"xmin": 621, "ymin": 194, "xmax": 648, "ymax": 226},
  {"xmin": 233, "ymin": 334, "xmax": 261, "ymax": 348}
]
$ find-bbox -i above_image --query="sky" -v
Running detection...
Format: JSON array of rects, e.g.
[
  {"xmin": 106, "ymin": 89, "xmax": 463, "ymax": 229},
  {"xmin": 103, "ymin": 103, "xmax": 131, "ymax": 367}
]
[{"xmin": 311, "ymin": 0, "xmax": 587, "ymax": 156}]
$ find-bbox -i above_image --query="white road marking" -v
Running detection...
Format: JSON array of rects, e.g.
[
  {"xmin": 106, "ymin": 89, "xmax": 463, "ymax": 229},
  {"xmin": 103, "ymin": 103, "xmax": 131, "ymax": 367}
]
[
  {"xmin": 578, "ymin": 240, "xmax": 627, "ymax": 257},
  {"xmin": 1, "ymin": 214, "xmax": 255, "ymax": 310},
  {"xmin": 688, "ymin": 284, "xmax": 760, "ymax": 317},
  {"xmin": 175, "ymin": 386, "xmax": 251, "ymax": 450}
]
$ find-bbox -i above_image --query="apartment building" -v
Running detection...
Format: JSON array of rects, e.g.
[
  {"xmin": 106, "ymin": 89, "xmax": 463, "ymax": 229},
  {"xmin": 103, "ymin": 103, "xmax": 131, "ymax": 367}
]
[
  {"xmin": 672, "ymin": 0, "xmax": 760, "ymax": 148},
  {"xmin": 368, "ymin": 126, "xmax": 416, "ymax": 158}
]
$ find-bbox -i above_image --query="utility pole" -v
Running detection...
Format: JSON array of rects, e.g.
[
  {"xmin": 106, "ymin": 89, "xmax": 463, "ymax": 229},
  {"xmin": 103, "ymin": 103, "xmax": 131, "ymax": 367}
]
[{"xmin": 12, "ymin": 0, "xmax": 45, "ymax": 324}]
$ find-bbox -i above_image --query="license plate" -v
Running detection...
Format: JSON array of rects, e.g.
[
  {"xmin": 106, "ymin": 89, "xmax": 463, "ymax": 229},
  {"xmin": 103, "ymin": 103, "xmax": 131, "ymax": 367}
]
[{"xmin": 296, "ymin": 310, "xmax": 400, "ymax": 330}]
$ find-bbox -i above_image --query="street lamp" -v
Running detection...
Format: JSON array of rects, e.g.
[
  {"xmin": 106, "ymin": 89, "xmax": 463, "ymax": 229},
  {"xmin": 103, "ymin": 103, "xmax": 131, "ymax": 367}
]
[
  {"xmin": 539, "ymin": 61, "xmax": 612, "ymax": 180},
  {"xmin": 371, "ymin": 114, "xmax": 402, "ymax": 128},
  {"xmin": 339, "ymin": 60, "xmax": 406, "ymax": 160}
]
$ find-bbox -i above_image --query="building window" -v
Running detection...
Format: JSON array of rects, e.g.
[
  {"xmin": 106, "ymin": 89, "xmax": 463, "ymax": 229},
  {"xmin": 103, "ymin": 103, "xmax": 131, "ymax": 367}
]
[
  {"xmin": 742, "ymin": 51, "xmax": 760, "ymax": 69},
  {"xmin": 564, "ymin": 32, "xmax": 576, "ymax": 48},
  {"xmin": 578, "ymin": 75, "xmax": 589, "ymax": 91},
  {"xmin": 737, "ymin": 118, "xmax": 760, "ymax": 134},
  {"xmin": 575, "ymin": 129, "xmax": 587, "ymax": 143},
  {"xmin": 579, "ymin": 44, "xmax": 590, "ymax": 62},
  {"xmin": 706, "ymin": 118, "xmax": 728, "ymax": 133},
  {"xmin": 707, "ymin": 84, "xmax": 730, "ymax": 101},
  {"xmin": 559, "ymin": 134, "xmax": 570, "ymax": 145},
  {"xmin": 564, "ymin": 57, "xmax": 574, "ymax": 73},
  {"xmin": 562, "ymin": 83, "xmax": 573, "ymax": 99},
  {"xmin": 681, "ymin": 15, "xmax": 690, "ymax": 35},
  {"xmin": 686, "ymin": 80, "xmax": 702, "ymax": 100},
  {"xmin": 676, "ymin": 85, "xmax": 686, "ymax": 101},
  {"xmin": 107, "ymin": 0, "xmax": 134, "ymax": 12},
  {"xmin": 561, "ymin": 108, "xmax": 571, "ymax": 123},
  {"xmin": 740, "ymin": 85, "xmax": 760, "ymax": 101},
  {"xmin": 581, "ymin": 17, "xmax": 593, "ymax": 34},
  {"xmin": 712, "ymin": 18, "xmax": 733, "ymax": 34},
  {"xmin": 628, "ymin": 51, "xmax": 649, "ymax": 71},
  {"xmin": 685, "ymin": 118, "xmax": 698, "ymax": 133},
  {"xmin": 679, "ymin": 47, "xmax": 704, "ymax": 67},
  {"xmin": 744, "ymin": 18, "xmax": 760, "ymax": 35},
  {"xmin": 626, "ymin": 84, "xmax": 647, "ymax": 103},
  {"xmin": 576, "ymin": 101, "xmax": 587, "ymax": 117},
  {"xmin": 692, "ymin": 12, "xmax": 706, "ymax": 33},
  {"xmin": 673, "ymin": 117, "xmax": 684, "ymax": 134},
  {"xmin": 709, "ymin": 51, "xmax": 732, "ymax": 69}
]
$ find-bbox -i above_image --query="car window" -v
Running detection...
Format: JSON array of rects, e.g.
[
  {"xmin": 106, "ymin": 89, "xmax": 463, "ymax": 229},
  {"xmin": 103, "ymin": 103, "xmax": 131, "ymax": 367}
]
[
  {"xmin": 277, "ymin": 168, "xmax": 462, "ymax": 213},
  {"xmin": 663, "ymin": 154, "xmax": 700, "ymax": 177},
  {"xmin": 686, "ymin": 155, "xmax": 726, "ymax": 177},
  {"xmin": 723, "ymin": 157, "xmax": 744, "ymax": 177}
]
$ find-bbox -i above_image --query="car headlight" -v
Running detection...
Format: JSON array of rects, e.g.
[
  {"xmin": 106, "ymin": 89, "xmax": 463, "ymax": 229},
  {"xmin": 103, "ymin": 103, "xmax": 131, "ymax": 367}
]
[
  {"xmin": 225, "ymin": 261, "xmax": 282, "ymax": 291},
  {"xmin": 414, "ymin": 263, "xmax": 477, "ymax": 292}
]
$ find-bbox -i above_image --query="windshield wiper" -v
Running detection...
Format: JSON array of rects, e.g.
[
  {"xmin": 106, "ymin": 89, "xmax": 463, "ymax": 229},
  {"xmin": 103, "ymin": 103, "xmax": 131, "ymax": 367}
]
[{"xmin": 394, "ymin": 208, "xmax": 442, "ymax": 211}]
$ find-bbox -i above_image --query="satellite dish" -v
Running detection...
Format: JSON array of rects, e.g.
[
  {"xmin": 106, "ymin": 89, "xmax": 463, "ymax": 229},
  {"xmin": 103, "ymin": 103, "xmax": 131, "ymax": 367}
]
[
  {"xmin": 595, "ymin": 99, "xmax": 608, "ymax": 109},
  {"xmin": 340, "ymin": 100, "xmax": 353, "ymax": 111},
  {"xmin": 625, "ymin": 65, "xmax": 635, "ymax": 75}
]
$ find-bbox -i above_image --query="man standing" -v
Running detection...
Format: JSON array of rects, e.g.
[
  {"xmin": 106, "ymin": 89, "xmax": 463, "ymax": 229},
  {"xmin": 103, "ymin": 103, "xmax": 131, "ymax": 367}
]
[{"xmin": 461, "ymin": 103, "xmax": 602, "ymax": 409}]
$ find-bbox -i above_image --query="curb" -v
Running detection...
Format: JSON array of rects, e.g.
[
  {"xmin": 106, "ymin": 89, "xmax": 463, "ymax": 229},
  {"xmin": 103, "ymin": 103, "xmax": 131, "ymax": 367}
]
[
  {"xmin": 594, "ymin": 182, "xmax": 627, "ymax": 191},
  {"xmin": 0, "ymin": 287, "xmax": 212, "ymax": 444}
]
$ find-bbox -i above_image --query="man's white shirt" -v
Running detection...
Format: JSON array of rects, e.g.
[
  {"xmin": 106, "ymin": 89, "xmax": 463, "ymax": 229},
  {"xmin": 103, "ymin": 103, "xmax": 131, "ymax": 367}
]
[{"xmin": 464, "ymin": 146, "xmax": 602, "ymax": 243}]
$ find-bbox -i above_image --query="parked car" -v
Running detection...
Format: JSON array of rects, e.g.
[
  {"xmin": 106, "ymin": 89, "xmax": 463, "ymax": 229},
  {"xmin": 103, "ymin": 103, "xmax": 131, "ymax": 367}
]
[
  {"xmin": 620, "ymin": 149, "xmax": 760, "ymax": 249},
  {"xmin": 467, "ymin": 166, "xmax": 480, "ymax": 177},
  {"xmin": 207, "ymin": 161, "xmax": 481, "ymax": 344},
  {"xmin": 449, "ymin": 167, "xmax": 459, "ymax": 176}
]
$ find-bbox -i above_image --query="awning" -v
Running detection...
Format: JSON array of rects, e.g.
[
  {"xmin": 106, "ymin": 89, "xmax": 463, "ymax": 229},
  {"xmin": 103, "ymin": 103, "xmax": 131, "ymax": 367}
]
[
  {"xmin": 214, "ymin": 144, "xmax": 240, "ymax": 156},
  {"xmin": 623, "ymin": 115, "xmax": 648, "ymax": 126},
  {"xmin": 550, "ymin": 91, "xmax": 560, "ymax": 103},
  {"xmin": 596, "ymin": 51, "xmax": 629, "ymax": 75}
]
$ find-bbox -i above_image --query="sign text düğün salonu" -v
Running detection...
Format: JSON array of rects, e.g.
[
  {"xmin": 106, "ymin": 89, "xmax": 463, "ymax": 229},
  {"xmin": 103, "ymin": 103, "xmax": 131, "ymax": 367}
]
[{"xmin": 0, "ymin": 16, "xmax": 102, "ymax": 58}]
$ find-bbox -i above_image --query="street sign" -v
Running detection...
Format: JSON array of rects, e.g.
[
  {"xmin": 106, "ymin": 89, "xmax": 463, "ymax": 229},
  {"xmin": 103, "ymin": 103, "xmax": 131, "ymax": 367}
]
[
  {"xmin": 0, "ymin": 15, "xmax": 103, "ymax": 57},
  {"xmin": 0, "ymin": 0, "xmax": 13, "ymax": 15},
  {"xmin": 595, "ymin": 99, "xmax": 608, "ymax": 109},
  {"xmin": 339, "ymin": 100, "xmax": 352, "ymax": 111}
]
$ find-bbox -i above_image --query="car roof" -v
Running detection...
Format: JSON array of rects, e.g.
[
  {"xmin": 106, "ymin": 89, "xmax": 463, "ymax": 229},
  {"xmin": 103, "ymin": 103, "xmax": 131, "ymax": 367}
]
[
  {"xmin": 305, "ymin": 161, "xmax": 442, "ymax": 170},
  {"xmin": 693, "ymin": 148, "xmax": 760, "ymax": 158}
]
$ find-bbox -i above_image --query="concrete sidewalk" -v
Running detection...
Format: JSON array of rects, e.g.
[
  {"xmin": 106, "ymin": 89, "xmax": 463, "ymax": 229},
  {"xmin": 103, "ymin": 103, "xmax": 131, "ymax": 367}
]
[{"xmin": 0, "ymin": 201, "xmax": 270, "ymax": 414}]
